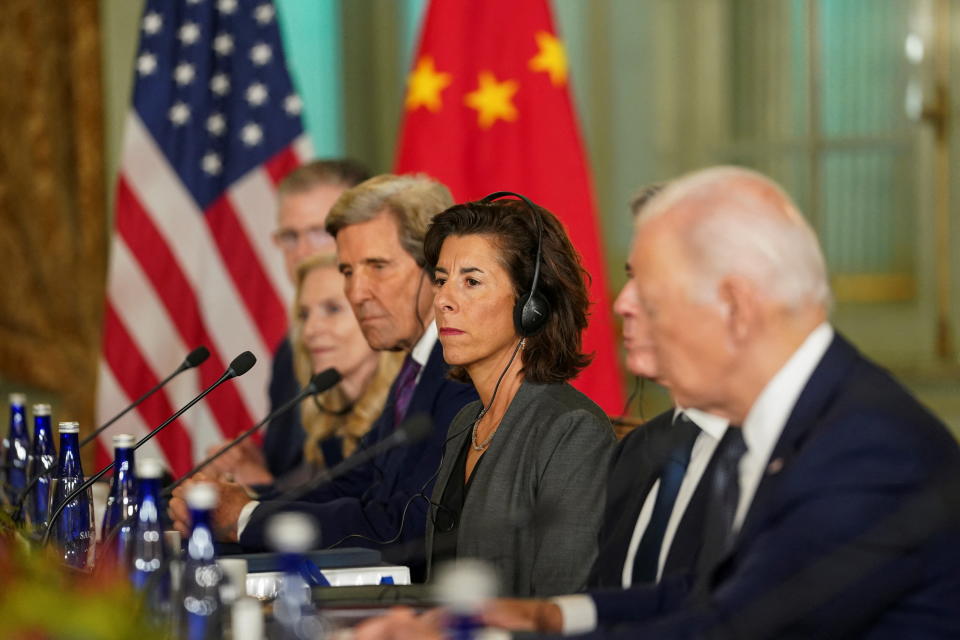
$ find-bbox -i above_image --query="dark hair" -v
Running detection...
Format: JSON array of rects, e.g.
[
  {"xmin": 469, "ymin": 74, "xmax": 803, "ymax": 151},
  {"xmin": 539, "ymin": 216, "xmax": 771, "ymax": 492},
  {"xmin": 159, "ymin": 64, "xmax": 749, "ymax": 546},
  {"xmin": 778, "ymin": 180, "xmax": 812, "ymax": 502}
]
[
  {"xmin": 629, "ymin": 182, "xmax": 667, "ymax": 216},
  {"xmin": 278, "ymin": 158, "xmax": 371, "ymax": 196},
  {"xmin": 424, "ymin": 199, "xmax": 592, "ymax": 384}
]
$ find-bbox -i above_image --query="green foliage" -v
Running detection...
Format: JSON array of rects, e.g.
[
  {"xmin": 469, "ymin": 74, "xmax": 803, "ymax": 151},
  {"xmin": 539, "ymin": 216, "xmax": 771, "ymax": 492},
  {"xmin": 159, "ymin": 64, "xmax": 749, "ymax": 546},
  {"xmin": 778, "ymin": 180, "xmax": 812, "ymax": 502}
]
[
  {"xmin": 0, "ymin": 537, "xmax": 168, "ymax": 640},
  {"xmin": 0, "ymin": 505, "xmax": 15, "ymax": 536}
]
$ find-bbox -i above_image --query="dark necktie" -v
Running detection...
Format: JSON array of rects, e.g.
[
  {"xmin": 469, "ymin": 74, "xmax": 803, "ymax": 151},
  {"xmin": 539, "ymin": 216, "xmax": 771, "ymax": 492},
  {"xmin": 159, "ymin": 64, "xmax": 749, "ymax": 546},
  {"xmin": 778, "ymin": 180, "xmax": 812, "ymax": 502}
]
[
  {"xmin": 694, "ymin": 426, "xmax": 748, "ymax": 582},
  {"xmin": 392, "ymin": 354, "xmax": 422, "ymax": 426},
  {"xmin": 631, "ymin": 413, "xmax": 701, "ymax": 584}
]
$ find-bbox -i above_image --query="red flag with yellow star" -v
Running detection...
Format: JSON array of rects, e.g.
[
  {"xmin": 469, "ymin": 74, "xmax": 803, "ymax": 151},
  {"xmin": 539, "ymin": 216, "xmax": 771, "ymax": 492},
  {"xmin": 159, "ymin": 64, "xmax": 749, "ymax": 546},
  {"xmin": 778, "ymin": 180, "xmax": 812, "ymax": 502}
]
[{"xmin": 396, "ymin": 0, "xmax": 625, "ymax": 414}]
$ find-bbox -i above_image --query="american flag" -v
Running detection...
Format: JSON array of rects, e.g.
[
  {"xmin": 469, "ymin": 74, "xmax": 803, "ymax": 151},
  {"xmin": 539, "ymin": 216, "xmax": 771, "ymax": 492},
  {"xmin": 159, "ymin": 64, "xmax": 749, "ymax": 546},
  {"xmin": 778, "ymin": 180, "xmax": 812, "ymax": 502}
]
[{"xmin": 96, "ymin": 0, "xmax": 310, "ymax": 474}]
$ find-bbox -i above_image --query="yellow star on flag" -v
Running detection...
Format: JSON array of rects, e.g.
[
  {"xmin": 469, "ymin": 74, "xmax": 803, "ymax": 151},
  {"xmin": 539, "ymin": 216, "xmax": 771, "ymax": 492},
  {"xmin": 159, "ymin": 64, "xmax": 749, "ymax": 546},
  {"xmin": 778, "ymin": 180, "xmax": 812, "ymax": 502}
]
[
  {"xmin": 464, "ymin": 71, "xmax": 519, "ymax": 129},
  {"xmin": 528, "ymin": 31, "xmax": 567, "ymax": 86},
  {"xmin": 405, "ymin": 56, "xmax": 453, "ymax": 112}
]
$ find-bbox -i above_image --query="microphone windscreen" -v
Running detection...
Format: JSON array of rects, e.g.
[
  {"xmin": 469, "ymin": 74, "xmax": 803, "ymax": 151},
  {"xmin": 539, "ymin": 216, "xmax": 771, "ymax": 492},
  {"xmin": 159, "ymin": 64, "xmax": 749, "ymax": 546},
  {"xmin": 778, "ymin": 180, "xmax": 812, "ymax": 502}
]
[
  {"xmin": 398, "ymin": 413, "xmax": 433, "ymax": 444},
  {"xmin": 228, "ymin": 351, "xmax": 257, "ymax": 377},
  {"xmin": 184, "ymin": 346, "xmax": 211, "ymax": 369},
  {"xmin": 309, "ymin": 368, "xmax": 342, "ymax": 394}
]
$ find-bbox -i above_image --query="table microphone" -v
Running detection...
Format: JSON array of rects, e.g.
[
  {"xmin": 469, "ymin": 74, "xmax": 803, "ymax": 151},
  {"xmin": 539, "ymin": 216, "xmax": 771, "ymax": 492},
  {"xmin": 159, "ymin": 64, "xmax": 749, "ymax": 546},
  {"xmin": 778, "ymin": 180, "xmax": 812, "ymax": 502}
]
[
  {"xmin": 278, "ymin": 413, "xmax": 433, "ymax": 503},
  {"xmin": 41, "ymin": 351, "xmax": 256, "ymax": 546},
  {"xmin": 162, "ymin": 368, "xmax": 342, "ymax": 496},
  {"xmin": 79, "ymin": 346, "xmax": 211, "ymax": 448}
]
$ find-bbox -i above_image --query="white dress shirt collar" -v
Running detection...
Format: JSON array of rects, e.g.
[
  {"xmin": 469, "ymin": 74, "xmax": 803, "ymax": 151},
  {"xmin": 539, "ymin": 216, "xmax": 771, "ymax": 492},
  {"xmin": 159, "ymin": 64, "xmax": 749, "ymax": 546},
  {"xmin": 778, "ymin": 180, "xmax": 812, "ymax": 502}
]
[
  {"xmin": 735, "ymin": 322, "xmax": 834, "ymax": 528},
  {"xmin": 682, "ymin": 407, "xmax": 727, "ymax": 441},
  {"xmin": 410, "ymin": 320, "xmax": 438, "ymax": 369}
]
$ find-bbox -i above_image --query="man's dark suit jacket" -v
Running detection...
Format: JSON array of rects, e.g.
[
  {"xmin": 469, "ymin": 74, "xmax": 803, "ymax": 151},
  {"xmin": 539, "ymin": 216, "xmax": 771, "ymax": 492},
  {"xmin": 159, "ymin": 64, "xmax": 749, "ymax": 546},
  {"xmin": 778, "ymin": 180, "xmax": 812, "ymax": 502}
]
[
  {"xmin": 588, "ymin": 409, "xmax": 678, "ymax": 588},
  {"xmin": 262, "ymin": 336, "xmax": 305, "ymax": 477},
  {"xmin": 239, "ymin": 342, "xmax": 477, "ymax": 577},
  {"xmin": 571, "ymin": 334, "xmax": 960, "ymax": 639}
]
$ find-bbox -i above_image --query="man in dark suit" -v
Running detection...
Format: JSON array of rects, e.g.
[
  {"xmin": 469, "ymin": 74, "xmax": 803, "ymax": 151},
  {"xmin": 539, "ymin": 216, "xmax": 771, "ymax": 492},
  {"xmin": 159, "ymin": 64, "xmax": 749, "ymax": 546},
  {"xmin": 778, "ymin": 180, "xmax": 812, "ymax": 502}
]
[
  {"xmin": 588, "ymin": 409, "xmax": 674, "ymax": 588},
  {"xmin": 170, "ymin": 174, "xmax": 478, "ymax": 576},
  {"xmin": 504, "ymin": 166, "xmax": 960, "ymax": 638},
  {"xmin": 587, "ymin": 408, "xmax": 726, "ymax": 591},
  {"xmin": 588, "ymin": 182, "xmax": 731, "ymax": 593},
  {"xmin": 356, "ymin": 167, "xmax": 960, "ymax": 639}
]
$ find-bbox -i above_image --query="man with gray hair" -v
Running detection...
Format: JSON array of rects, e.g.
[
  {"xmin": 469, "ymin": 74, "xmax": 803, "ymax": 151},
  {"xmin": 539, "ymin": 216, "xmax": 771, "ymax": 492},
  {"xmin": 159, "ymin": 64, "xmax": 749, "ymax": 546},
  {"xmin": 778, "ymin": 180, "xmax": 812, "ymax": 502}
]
[
  {"xmin": 170, "ymin": 174, "xmax": 477, "ymax": 576},
  {"xmin": 358, "ymin": 166, "xmax": 960, "ymax": 638}
]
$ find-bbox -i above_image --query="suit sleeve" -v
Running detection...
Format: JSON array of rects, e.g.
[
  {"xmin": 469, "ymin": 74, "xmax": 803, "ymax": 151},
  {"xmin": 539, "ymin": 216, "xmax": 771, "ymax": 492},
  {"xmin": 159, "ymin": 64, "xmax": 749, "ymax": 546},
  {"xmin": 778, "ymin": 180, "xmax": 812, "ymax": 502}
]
[
  {"xmin": 262, "ymin": 337, "xmax": 305, "ymax": 476},
  {"xmin": 529, "ymin": 411, "xmax": 616, "ymax": 596},
  {"xmin": 682, "ymin": 412, "xmax": 960, "ymax": 639},
  {"xmin": 579, "ymin": 409, "xmax": 960, "ymax": 639},
  {"xmin": 284, "ymin": 413, "xmax": 386, "ymax": 507},
  {"xmin": 588, "ymin": 412, "xmax": 674, "ymax": 589},
  {"xmin": 585, "ymin": 436, "xmax": 629, "ymax": 588},
  {"xmin": 239, "ymin": 380, "xmax": 478, "ymax": 554}
]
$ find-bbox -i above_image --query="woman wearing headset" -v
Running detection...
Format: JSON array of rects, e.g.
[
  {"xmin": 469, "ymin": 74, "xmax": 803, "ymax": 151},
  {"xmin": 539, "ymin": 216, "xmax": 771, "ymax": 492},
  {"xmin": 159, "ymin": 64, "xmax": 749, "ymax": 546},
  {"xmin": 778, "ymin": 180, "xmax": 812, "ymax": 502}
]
[{"xmin": 424, "ymin": 195, "xmax": 616, "ymax": 597}]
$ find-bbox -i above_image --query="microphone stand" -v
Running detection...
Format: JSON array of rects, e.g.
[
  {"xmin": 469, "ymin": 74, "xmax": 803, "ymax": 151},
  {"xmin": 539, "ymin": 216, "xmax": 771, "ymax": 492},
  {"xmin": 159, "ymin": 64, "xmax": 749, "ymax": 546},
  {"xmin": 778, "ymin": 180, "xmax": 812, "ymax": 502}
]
[
  {"xmin": 162, "ymin": 374, "xmax": 330, "ymax": 497},
  {"xmin": 11, "ymin": 348, "xmax": 209, "ymax": 525},
  {"xmin": 277, "ymin": 414, "xmax": 433, "ymax": 503},
  {"xmin": 79, "ymin": 346, "xmax": 210, "ymax": 449}
]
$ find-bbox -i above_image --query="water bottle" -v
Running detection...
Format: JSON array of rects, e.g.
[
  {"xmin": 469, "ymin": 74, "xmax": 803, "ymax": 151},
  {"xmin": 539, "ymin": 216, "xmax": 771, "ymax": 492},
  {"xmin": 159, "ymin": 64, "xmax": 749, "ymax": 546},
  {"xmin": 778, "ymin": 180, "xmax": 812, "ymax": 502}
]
[
  {"xmin": 49, "ymin": 421, "xmax": 95, "ymax": 569},
  {"xmin": 131, "ymin": 458, "xmax": 173, "ymax": 629},
  {"xmin": 267, "ymin": 512, "xmax": 323, "ymax": 640},
  {"xmin": 179, "ymin": 483, "xmax": 225, "ymax": 640},
  {"xmin": 434, "ymin": 559, "xmax": 499, "ymax": 640},
  {"xmin": 101, "ymin": 433, "xmax": 138, "ymax": 561},
  {"xmin": 4, "ymin": 392, "xmax": 30, "ymax": 503},
  {"xmin": 231, "ymin": 596, "xmax": 265, "ymax": 640},
  {"xmin": 26, "ymin": 403, "xmax": 56, "ymax": 531}
]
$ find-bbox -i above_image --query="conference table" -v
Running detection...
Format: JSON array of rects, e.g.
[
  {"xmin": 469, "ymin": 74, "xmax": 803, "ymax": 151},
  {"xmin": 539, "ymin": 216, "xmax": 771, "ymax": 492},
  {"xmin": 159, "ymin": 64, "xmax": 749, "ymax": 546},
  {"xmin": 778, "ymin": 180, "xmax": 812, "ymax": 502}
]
[{"xmin": 234, "ymin": 547, "xmax": 434, "ymax": 636}]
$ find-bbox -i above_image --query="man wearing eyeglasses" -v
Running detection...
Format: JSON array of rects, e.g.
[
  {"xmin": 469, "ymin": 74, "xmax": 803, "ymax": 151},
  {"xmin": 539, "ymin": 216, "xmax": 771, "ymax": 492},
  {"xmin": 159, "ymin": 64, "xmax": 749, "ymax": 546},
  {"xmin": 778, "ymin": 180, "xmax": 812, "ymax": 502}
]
[{"xmin": 205, "ymin": 159, "xmax": 370, "ymax": 485}]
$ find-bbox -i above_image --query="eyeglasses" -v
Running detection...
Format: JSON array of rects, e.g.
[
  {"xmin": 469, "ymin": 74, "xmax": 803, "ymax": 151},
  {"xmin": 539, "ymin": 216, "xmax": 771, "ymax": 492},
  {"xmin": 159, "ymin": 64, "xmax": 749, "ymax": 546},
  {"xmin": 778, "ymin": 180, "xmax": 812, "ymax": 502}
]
[{"xmin": 273, "ymin": 226, "xmax": 335, "ymax": 251}]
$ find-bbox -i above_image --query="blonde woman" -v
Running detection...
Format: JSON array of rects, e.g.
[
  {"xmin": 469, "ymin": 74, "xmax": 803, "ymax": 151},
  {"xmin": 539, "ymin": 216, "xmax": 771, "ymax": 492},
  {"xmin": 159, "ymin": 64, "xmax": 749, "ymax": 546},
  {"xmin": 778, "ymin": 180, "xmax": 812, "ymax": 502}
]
[{"xmin": 207, "ymin": 254, "xmax": 402, "ymax": 487}]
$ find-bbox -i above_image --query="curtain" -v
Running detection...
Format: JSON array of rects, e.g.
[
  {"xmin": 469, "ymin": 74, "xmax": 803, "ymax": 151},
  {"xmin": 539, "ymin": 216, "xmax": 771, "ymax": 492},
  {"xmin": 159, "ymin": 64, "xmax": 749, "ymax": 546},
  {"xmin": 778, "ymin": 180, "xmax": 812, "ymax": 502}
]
[{"xmin": 0, "ymin": 0, "xmax": 106, "ymax": 433}]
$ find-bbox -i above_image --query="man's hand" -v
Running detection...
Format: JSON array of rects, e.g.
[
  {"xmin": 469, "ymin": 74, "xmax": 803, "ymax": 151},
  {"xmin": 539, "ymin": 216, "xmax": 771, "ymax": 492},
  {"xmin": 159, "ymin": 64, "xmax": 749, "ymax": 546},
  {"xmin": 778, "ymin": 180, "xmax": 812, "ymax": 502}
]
[
  {"xmin": 353, "ymin": 607, "xmax": 443, "ymax": 640},
  {"xmin": 167, "ymin": 472, "xmax": 254, "ymax": 543},
  {"xmin": 483, "ymin": 598, "xmax": 563, "ymax": 633},
  {"xmin": 204, "ymin": 438, "xmax": 274, "ymax": 486}
]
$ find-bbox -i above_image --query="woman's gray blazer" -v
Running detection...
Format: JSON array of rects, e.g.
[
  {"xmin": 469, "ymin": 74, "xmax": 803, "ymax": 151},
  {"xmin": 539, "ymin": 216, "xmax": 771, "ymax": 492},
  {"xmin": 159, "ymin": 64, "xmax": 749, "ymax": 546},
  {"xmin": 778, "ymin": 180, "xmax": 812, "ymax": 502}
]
[{"xmin": 425, "ymin": 381, "xmax": 615, "ymax": 597}]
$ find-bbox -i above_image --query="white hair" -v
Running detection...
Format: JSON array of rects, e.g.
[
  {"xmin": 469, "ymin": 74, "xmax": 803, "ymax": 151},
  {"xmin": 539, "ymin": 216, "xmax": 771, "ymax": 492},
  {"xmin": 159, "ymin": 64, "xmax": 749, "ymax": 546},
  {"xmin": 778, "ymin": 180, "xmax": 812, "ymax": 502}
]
[{"xmin": 637, "ymin": 166, "xmax": 832, "ymax": 311}]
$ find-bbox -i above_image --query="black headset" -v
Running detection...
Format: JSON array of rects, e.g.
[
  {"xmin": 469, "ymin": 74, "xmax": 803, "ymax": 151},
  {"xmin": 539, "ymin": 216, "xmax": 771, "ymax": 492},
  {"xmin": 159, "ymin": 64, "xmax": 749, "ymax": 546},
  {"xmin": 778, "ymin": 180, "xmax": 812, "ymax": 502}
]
[{"xmin": 480, "ymin": 191, "xmax": 551, "ymax": 337}]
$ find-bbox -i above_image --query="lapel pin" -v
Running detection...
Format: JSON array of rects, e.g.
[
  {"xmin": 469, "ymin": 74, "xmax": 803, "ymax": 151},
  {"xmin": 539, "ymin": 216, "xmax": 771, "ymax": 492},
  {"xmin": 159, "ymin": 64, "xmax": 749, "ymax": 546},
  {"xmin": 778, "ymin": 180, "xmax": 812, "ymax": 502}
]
[{"xmin": 767, "ymin": 457, "xmax": 784, "ymax": 474}]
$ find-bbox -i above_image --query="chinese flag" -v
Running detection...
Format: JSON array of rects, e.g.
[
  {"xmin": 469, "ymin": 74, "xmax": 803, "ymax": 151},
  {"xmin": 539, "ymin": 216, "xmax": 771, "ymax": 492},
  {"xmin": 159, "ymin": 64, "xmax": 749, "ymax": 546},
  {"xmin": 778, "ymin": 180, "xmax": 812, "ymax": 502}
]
[{"xmin": 396, "ymin": 0, "xmax": 625, "ymax": 413}]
